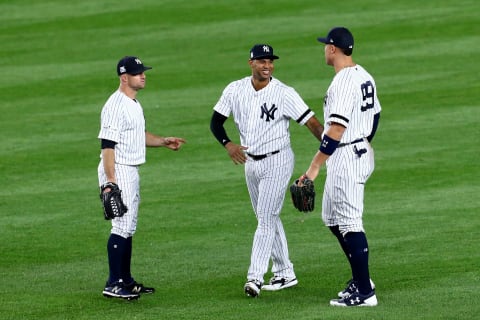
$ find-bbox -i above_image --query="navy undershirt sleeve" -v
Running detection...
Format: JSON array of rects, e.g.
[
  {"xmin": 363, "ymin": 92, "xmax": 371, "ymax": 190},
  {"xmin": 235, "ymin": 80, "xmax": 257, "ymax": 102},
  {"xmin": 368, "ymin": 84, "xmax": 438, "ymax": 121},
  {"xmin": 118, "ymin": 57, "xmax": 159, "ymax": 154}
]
[
  {"xmin": 101, "ymin": 139, "xmax": 117, "ymax": 149},
  {"xmin": 210, "ymin": 111, "xmax": 231, "ymax": 146},
  {"xmin": 367, "ymin": 113, "xmax": 380, "ymax": 142}
]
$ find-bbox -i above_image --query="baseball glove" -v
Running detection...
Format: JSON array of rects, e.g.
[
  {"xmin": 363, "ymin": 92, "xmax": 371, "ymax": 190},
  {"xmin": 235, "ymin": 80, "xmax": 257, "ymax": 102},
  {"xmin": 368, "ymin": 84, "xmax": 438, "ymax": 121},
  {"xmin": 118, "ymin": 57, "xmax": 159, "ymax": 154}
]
[
  {"xmin": 100, "ymin": 182, "xmax": 128, "ymax": 220},
  {"xmin": 289, "ymin": 178, "xmax": 315, "ymax": 212}
]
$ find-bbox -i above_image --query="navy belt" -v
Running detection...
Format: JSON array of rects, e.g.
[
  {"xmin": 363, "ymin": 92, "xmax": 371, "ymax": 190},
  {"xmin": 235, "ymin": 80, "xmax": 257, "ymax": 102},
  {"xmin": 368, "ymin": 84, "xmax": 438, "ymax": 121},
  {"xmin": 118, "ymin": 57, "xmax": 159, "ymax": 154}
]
[
  {"xmin": 338, "ymin": 138, "xmax": 364, "ymax": 148},
  {"xmin": 247, "ymin": 150, "xmax": 280, "ymax": 161}
]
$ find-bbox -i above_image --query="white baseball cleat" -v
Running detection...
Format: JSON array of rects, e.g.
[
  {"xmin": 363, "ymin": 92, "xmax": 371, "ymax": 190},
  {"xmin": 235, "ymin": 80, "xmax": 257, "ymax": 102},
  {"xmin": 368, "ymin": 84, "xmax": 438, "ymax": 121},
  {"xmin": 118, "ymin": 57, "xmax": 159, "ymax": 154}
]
[
  {"xmin": 262, "ymin": 276, "xmax": 298, "ymax": 291},
  {"xmin": 244, "ymin": 280, "xmax": 262, "ymax": 297}
]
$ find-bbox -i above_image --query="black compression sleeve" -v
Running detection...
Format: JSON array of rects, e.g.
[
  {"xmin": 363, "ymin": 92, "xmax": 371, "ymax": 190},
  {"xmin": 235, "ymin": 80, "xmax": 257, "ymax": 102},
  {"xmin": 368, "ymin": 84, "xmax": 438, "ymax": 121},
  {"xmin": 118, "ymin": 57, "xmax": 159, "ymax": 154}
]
[
  {"xmin": 101, "ymin": 139, "xmax": 117, "ymax": 149},
  {"xmin": 367, "ymin": 113, "xmax": 380, "ymax": 142},
  {"xmin": 210, "ymin": 111, "xmax": 231, "ymax": 146}
]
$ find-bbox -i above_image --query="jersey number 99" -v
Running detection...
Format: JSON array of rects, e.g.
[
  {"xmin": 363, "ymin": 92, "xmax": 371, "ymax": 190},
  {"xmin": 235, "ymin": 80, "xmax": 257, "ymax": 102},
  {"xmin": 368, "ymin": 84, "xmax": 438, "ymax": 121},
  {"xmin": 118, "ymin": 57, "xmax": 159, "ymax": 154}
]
[{"xmin": 360, "ymin": 81, "xmax": 374, "ymax": 112}]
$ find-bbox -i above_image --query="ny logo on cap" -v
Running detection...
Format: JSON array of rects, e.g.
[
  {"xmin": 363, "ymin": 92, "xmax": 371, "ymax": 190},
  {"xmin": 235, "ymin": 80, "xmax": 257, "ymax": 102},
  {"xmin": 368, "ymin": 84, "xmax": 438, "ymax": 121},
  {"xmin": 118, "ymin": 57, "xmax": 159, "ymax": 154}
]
[
  {"xmin": 263, "ymin": 45, "xmax": 270, "ymax": 53},
  {"xmin": 135, "ymin": 58, "xmax": 142, "ymax": 64}
]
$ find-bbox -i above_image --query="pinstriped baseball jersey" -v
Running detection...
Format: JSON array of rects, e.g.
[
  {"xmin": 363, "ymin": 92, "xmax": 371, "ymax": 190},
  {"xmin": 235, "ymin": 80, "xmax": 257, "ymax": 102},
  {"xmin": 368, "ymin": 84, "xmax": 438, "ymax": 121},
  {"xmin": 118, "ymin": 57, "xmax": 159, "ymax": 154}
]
[
  {"xmin": 214, "ymin": 76, "xmax": 314, "ymax": 155},
  {"xmin": 98, "ymin": 90, "xmax": 146, "ymax": 166},
  {"xmin": 323, "ymin": 65, "xmax": 381, "ymax": 143}
]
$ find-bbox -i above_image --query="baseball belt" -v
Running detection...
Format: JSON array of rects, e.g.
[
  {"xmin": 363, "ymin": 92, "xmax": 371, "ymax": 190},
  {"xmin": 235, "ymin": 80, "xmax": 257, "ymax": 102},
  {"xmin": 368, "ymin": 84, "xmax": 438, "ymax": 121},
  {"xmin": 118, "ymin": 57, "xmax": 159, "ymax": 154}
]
[
  {"xmin": 338, "ymin": 138, "xmax": 364, "ymax": 148},
  {"xmin": 247, "ymin": 150, "xmax": 280, "ymax": 161}
]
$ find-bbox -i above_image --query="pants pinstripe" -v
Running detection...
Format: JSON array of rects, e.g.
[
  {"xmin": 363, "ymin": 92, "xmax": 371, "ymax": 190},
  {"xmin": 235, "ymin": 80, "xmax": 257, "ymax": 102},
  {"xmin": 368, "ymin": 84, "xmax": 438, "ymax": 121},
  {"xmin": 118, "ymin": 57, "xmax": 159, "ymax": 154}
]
[
  {"xmin": 322, "ymin": 141, "xmax": 374, "ymax": 235},
  {"xmin": 98, "ymin": 162, "xmax": 140, "ymax": 238},
  {"xmin": 245, "ymin": 148, "xmax": 296, "ymax": 282}
]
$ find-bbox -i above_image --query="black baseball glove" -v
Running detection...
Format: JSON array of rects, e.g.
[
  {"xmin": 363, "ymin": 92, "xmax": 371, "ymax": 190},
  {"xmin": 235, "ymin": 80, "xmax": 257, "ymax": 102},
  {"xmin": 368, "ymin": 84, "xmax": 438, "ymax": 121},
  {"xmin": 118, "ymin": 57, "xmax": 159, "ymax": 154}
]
[
  {"xmin": 289, "ymin": 178, "xmax": 315, "ymax": 212},
  {"xmin": 100, "ymin": 182, "xmax": 128, "ymax": 220}
]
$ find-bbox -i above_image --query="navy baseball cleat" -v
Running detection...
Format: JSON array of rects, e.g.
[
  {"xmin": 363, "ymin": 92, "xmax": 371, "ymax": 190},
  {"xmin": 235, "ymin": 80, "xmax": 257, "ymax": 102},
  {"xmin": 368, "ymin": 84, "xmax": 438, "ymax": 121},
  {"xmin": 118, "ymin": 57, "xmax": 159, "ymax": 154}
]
[
  {"xmin": 102, "ymin": 281, "xmax": 140, "ymax": 300},
  {"xmin": 262, "ymin": 276, "xmax": 298, "ymax": 291},
  {"xmin": 330, "ymin": 290, "xmax": 377, "ymax": 307},
  {"xmin": 244, "ymin": 280, "xmax": 262, "ymax": 297},
  {"xmin": 125, "ymin": 281, "xmax": 155, "ymax": 294},
  {"xmin": 338, "ymin": 278, "xmax": 375, "ymax": 298}
]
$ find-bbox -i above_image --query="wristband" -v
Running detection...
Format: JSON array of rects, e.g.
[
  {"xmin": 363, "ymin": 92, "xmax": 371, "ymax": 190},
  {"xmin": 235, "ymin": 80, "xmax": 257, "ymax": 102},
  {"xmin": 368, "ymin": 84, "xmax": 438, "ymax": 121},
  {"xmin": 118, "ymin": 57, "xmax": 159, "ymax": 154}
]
[
  {"xmin": 221, "ymin": 138, "xmax": 231, "ymax": 146},
  {"xmin": 319, "ymin": 134, "xmax": 340, "ymax": 155}
]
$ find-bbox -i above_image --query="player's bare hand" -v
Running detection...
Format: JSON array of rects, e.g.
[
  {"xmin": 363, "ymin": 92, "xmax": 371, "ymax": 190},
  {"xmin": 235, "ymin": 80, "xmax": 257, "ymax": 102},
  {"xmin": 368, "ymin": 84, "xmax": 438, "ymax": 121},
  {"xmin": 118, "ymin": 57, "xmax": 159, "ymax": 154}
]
[
  {"xmin": 225, "ymin": 142, "xmax": 248, "ymax": 165},
  {"xmin": 297, "ymin": 174, "xmax": 308, "ymax": 186},
  {"xmin": 164, "ymin": 137, "xmax": 186, "ymax": 151}
]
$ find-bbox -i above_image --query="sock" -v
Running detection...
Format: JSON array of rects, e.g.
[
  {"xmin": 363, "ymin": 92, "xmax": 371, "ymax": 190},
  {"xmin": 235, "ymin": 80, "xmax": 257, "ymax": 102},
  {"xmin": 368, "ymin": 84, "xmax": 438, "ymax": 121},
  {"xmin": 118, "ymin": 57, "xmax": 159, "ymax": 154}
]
[
  {"xmin": 329, "ymin": 226, "xmax": 351, "ymax": 264},
  {"xmin": 344, "ymin": 232, "xmax": 372, "ymax": 295},
  {"xmin": 107, "ymin": 233, "xmax": 127, "ymax": 284},
  {"xmin": 122, "ymin": 237, "xmax": 133, "ymax": 284}
]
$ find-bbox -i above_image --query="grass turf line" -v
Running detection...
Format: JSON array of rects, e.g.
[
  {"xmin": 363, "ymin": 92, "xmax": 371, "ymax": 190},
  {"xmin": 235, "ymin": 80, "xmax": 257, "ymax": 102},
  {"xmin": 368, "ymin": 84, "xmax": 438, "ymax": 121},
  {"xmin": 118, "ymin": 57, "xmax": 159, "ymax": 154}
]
[{"xmin": 0, "ymin": 0, "xmax": 479, "ymax": 319}]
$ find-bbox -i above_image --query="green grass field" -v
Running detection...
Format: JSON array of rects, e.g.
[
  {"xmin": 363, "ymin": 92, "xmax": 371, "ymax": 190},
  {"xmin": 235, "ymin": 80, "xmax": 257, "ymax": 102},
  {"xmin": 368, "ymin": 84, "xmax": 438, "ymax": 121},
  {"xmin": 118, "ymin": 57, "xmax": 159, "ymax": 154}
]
[{"xmin": 1, "ymin": 0, "xmax": 479, "ymax": 319}]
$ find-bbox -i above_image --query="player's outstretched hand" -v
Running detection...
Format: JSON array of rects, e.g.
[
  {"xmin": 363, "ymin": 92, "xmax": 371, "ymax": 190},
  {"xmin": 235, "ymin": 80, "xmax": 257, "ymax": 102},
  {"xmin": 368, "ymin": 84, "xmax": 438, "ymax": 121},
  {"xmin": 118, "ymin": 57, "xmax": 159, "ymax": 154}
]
[
  {"xmin": 225, "ymin": 142, "xmax": 248, "ymax": 165},
  {"xmin": 164, "ymin": 137, "xmax": 186, "ymax": 151}
]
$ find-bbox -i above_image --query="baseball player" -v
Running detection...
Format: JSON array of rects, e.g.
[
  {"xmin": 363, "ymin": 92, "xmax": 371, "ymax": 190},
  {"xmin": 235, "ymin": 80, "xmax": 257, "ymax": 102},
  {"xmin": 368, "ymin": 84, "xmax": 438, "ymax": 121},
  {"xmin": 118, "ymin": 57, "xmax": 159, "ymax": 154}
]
[
  {"xmin": 98, "ymin": 56, "xmax": 185, "ymax": 300},
  {"xmin": 297, "ymin": 27, "xmax": 381, "ymax": 306},
  {"xmin": 210, "ymin": 44, "xmax": 324, "ymax": 297}
]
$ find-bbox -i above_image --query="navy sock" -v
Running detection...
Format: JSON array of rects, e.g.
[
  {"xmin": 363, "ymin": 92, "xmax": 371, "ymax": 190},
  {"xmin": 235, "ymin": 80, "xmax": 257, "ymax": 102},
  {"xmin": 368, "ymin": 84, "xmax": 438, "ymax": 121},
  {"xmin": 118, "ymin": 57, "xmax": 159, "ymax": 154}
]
[
  {"xmin": 107, "ymin": 234, "xmax": 127, "ymax": 284},
  {"xmin": 122, "ymin": 237, "xmax": 133, "ymax": 284},
  {"xmin": 344, "ymin": 232, "xmax": 372, "ymax": 295},
  {"xmin": 329, "ymin": 226, "xmax": 351, "ymax": 265}
]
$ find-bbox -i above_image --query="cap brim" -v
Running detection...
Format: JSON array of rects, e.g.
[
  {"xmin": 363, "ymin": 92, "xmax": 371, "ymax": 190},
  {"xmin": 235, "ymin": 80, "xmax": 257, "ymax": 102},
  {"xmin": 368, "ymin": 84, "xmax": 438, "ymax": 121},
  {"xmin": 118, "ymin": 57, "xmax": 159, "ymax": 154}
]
[
  {"xmin": 128, "ymin": 66, "xmax": 152, "ymax": 75},
  {"xmin": 251, "ymin": 55, "xmax": 279, "ymax": 60},
  {"xmin": 317, "ymin": 37, "xmax": 328, "ymax": 44}
]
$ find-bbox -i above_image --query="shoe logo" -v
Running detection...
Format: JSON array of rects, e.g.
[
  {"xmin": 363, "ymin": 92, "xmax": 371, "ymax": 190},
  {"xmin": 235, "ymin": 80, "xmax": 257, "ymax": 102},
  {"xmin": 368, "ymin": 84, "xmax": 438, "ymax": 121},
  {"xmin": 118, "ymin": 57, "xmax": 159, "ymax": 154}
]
[
  {"xmin": 349, "ymin": 296, "xmax": 361, "ymax": 305},
  {"xmin": 132, "ymin": 286, "xmax": 141, "ymax": 293},
  {"xmin": 112, "ymin": 286, "xmax": 122, "ymax": 294}
]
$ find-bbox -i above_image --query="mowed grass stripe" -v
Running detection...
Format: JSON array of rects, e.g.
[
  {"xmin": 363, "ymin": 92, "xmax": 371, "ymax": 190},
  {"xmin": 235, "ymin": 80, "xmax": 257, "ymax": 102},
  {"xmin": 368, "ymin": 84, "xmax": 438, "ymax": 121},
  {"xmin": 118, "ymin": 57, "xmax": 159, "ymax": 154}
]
[{"xmin": 1, "ymin": 0, "xmax": 479, "ymax": 319}]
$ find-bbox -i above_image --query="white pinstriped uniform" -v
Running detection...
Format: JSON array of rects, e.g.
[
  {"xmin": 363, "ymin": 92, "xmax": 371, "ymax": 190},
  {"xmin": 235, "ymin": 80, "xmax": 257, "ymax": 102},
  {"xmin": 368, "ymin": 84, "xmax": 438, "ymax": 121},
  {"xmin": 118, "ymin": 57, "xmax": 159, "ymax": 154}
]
[
  {"xmin": 322, "ymin": 65, "xmax": 381, "ymax": 235},
  {"xmin": 98, "ymin": 90, "xmax": 146, "ymax": 238},
  {"xmin": 214, "ymin": 76, "xmax": 314, "ymax": 283}
]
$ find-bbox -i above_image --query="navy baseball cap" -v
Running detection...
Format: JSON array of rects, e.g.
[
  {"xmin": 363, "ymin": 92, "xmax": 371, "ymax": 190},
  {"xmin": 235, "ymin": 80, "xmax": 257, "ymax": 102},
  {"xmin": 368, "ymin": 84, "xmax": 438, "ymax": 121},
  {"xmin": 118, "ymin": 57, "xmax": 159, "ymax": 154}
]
[
  {"xmin": 317, "ymin": 27, "xmax": 354, "ymax": 50},
  {"xmin": 117, "ymin": 56, "xmax": 152, "ymax": 75},
  {"xmin": 249, "ymin": 44, "xmax": 279, "ymax": 60}
]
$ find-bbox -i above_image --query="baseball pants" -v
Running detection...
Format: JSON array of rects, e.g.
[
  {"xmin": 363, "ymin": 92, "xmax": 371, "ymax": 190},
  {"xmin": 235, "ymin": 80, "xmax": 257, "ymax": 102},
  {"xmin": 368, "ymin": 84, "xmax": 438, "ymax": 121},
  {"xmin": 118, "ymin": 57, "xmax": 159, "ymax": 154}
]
[
  {"xmin": 245, "ymin": 148, "xmax": 296, "ymax": 282},
  {"xmin": 98, "ymin": 162, "xmax": 140, "ymax": 238}
]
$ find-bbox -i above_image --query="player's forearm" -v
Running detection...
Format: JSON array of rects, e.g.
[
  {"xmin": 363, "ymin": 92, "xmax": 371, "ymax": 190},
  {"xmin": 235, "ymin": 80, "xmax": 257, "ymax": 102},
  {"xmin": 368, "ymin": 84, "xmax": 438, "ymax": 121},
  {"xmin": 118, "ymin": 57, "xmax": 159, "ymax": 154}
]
[
  {"xmin": 305, "ymin": 116, "xmax": 324, "ymax": 142},
  {"xmin": 305, "ymin": 124, "xmax": 344, "ymax": 180},
  {"xmin": 305, "ymin": 151, "xmax": 328, "ymax": 181},
  {"xmin": 210, "ymin": 111, "xmax": 231, "ymax": 146},
  {"xmin": 145, "ymin": 131, "xmax": 169, "ymax": 147},
  {"xmin": 101, "ymin": 148, "xmax": 116, "ymax": 183}
]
